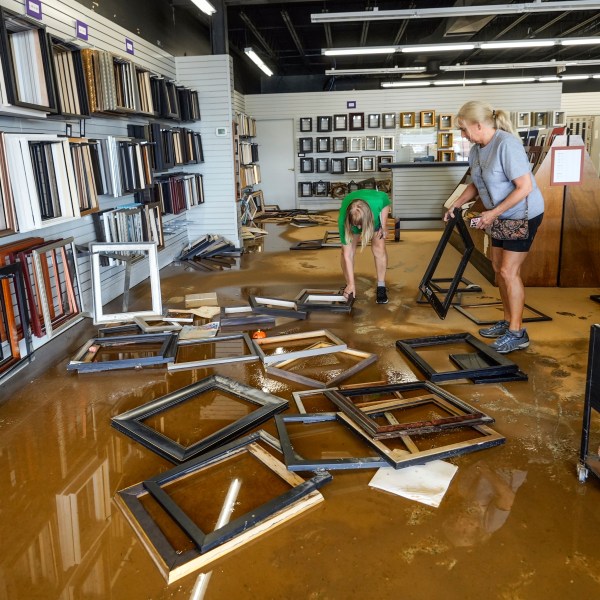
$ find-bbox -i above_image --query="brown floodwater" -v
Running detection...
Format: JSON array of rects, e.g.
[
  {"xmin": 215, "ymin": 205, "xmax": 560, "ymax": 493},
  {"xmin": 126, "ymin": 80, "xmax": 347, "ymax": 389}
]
[{"xmin": 1, "ymin": 221, "xmax": 600, "ymax": 599}]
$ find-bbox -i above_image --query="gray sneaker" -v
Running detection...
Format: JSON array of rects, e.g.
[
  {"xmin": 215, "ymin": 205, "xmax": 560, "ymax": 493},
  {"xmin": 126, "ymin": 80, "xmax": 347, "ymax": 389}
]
[
  {"xmin": 490, "ymin": 329, "xmax": 530, "ymax": 354},
  {"xmin": 479, "ymin": 320, "xmax": 509, "ymax": 338}
]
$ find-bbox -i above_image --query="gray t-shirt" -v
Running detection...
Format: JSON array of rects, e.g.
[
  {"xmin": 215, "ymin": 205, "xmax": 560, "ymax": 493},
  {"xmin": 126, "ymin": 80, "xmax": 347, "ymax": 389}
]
[{"xmin": 469, "ymin": 129, "xmax": 544, "ymax": 220}]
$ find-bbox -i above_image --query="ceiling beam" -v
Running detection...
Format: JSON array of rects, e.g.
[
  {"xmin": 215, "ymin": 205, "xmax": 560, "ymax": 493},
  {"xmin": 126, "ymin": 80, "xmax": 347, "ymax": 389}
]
[
  {"xmin": 239, "ymin": 11, "xmax": 277, "ymax": 60},
  {"xmin": 281, "ymin": 9, "xmax": 306, "ymax": 59}
]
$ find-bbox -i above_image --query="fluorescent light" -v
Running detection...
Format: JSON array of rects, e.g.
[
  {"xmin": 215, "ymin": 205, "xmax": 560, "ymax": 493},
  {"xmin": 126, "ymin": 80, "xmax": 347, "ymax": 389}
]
[
  {"xmin": 560, "ymin": 74, "xmax": 591, "ymax": 80},
  {"xmin": 433, "ymin": 79, "xmax": 484, "ymax": 86},
  {"xmin": 481, "ymin": 40, "xmax": 555, "ymax": 49},
  {"xmin": 244, "ymin": 48, "xmax": 273, "ymax": 77},
  {"xmin": 539, "ymin": 76, "xmax": 560, "ymax": 81},
  {"xmin": 561, "ymin": 38, "xmax": 600, "ymax": 46},
  {"xmin": 190, "ymin": 0, "xmax": 216, "ymax": 15},
  {"xmin": 380, "ymin": 81, "xmax": 432, "ymax": 88},
  {"xmin": 402, "ymin": 43, "xmax": 475, "ymax": 53},
  {"xmin": 594, "ymin": 75, "xmax": 600, "ymax": 79},
  {"xmin": 322, "ymin": 47, "xmax": 397, "ymax": 56},
  {"xmin": 486, "ymin": 77, "xmax": 536, "ymax": 83},
  {"xmin": 325, "ymin": 66, "xmax": 427, "ymax": 76}
]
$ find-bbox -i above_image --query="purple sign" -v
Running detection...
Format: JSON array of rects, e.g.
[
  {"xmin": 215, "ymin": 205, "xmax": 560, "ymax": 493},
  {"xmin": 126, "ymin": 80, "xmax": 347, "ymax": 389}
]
[
  {"xmin": 26, "ymin": 0, "xmax": 42, "ymax": 20},
  {"xmin": 125, "ymin": 38, "xmax": 134, "ymax": 55},
  {"xmin": 347, "ymin": 100, "xmax": 356, "ymax": 109},
  {"xmin": 76, "ymin": 20, "xmax": 88, "ymax": 41}
]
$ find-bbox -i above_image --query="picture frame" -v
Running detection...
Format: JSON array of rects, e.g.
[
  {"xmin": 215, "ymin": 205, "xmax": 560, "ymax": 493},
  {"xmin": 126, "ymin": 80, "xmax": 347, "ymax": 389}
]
[
  {"xmin": 382, "ymin": 113, "xmax": 396, "ymax": 129},
  {"xmin": 299, "ymin": 117, "xmax": 312, "ymax": 132},
  {"xmin": 454, "ymin": 301, "xmax": 552, "ymax": 325},
  {"xmin": 349, "ymin": 112, "xmax": 365, "ymax": 131},
  {"xmin": 300, "ymin": 157, "xmax": 314, "ymax": 173},
  {"xmin": 316, "ymin": 137, "xmax": 331, "ymax": 153},
  {"xmin": 316, "ymin": 116, "xmax": 332, "ymax": 132},
  {"xmin": 437, "ymin": 150, "xmax": 455, "ymax": 162},
  {"xmin": 367, "ymin": 114, "xmax": 380, "ymax": 128},
  {"xmin": 361, "ymin": 156, "xmax": 376, "ymax": 172},
  {"xmin": 168, "ymin": 333, "xmax": 259, "ymax": 372},
  {"xmin": 316, "ymin": 158, "xmax": 330, "ymax": 173},
  {"xmin": 115, "ymin": 432, "xmax": 331, "ymax": 583},
  {"xmin": 111, "ymin": 375, "xmax": 288, "ymax": 463},
  {"xmin": 419, "ymin": 110, "xmax": 435, "ymax": 127},
  {"xmin": 346, "ymin": 156, "xmax": 360, "ymax": 172},
  {"xmin": 400, "ymin": 112, "xmax": 415, "ymax": 128},
  {"xmin": 438, "ymin": 114, "xmax": 454, "ymax": 130},
  {"xmin": 380, "ymin": 136, "xmax": 395, "ymax": 152},
  {"xmin": 437, "ymin": 132, "xmax": 454, "ymax": 149},
  {"xmin": 299, "ymin": 137, "xmax": 313, "ymax": 153},
  {"xmin": 333, "ymin": 137, "xmax": 347, "ymax": 153},
  {"xmin": 330, "ymin": 158, "xmax": 345, "ymax": 174},
  {"xmin": 292, "ymin": 389, "xmax": 339, "ymax": 414},
  {"xmin": 334, "ymin": 114, "xmax": 348, "ymax": 131},
  {"xmin": 219, "ymin": 305, "xmax": 275, "ymax": 329},
  {"xmin": 364, "ymin": 136, "xmax": 378, "ymax": 151},
  {"xmin": 349, "ymin": 137, "xmax": 363, "ymax": 152},
  {"xmin": 133, "ymin": 316, "xmax": 182, "ymax": 333},
  {"xmin": 299, "ymin": 181, "xmax": 313, "ymax": 197},
  {"xmin": 248, "ymin": 296, "xmax": 308, "ymax": 319},
  {"xmin": 313, "ymin": 181, "xmax": 330, "ymax": 197},
  {"xmin": 532, "ymin": 111, "xmax": 548, "ymax": 127},
  {"xmin": 378, "ymin": 155, "xmax": 394, "ymax": 171},
  {"xmin": 294, "ymin": 289, "xmax": 354, "ymax": 313}
]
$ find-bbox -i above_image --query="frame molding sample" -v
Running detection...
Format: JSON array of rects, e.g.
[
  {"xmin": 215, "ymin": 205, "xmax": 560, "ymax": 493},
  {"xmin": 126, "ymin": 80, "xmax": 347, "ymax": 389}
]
[
  {"xmin": 111, "ymin": 374, "xmax": 288, "ymax": 462},
  {"xmin": 248, "ymin": 295, "xmax": 308, "ymax": 320},
  {"xmin": 252, "ymin": 329, "xmax": 347, "ymax": 365},
  {"xmin": 418, "ymin": 213, "xmax": 474, "ymax": 319},
  {"xmin": 324, "ymin": 380, "xmax": 493, "ymax": 439},
  {"xmin": 67, "ymin": 333, "xmax": 178, "ymax": 373},
  {"xmin": 292, "ymin": 388, "xmax": 339, "ymax": 414},
  {"xmin": 275, "ymin": 413, "xmax": 390, "ymax": 471},
  {"xmin": 133, "ymin": 316, "xmax": 182, "ymax": 333},
  {"xmin": 168, "ymin": 332, "xmax": 258, "ymax": 372},
  {"xmin": 90, "ymin": 241, "xmax": 161, "ymax": 324},
  {"xmin": 454, "ymin": 301, "xmax": 552, "ymax": 325},
  {"xmin": 219, "ymin": 305, "xmax": 275, "ymax": 329},
  {"xmin": 395, "ymin": 332, "xmax": 520, "ymax": 383},
  {"xmin": 294, "ymin": 289, "xmax": 354, "ymax": 313},
  {"xmin": 115, "ymin": 433, "xmax": 331, "ymax": 583}
]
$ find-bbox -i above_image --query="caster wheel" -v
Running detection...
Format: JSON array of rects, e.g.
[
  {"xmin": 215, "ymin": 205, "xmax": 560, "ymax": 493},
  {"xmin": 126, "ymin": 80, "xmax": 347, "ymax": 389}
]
[{"xmin": 577, "ymin": 463, "xmax": 589, "ymax": 483}]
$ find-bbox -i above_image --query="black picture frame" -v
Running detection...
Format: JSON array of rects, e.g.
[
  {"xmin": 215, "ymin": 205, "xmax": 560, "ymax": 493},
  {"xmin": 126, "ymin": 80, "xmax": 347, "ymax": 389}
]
[
  {"xmin": 299, "ymin": 181, "xmax": 313, "ymax": 197},
  {"xmin": 248, "ymin": 295, "xmax": 308, "ymax": 319},
  {"xmin": 378, "ymin": 155, "xmax": 394, "ymax": 171},
  {"xmin": 299, "ymin": 117, "xmax": 312, "ymax": 132},
  {"xmin": 295, "ymin": 289, "xmax": 355, "ymax": 313},
  {"xmin": 300, "ymin": 157, "xmax": 314, "ymax": 173},
  {"xmin": 333, "ymin": 114, "xmax": 347, "ymax": 131},
  {"xmin": 111, "ymin": 374, "xmax": 288, "ymax": 463},
  {"xmin": 317, "ymin": 116, "xmax": 332, "ymax": 132},
  {"xmin": 330, "ymin": 158, "xmax": 345, "ymax": 174},
  {"xmin": 349, "ymin": 112, "xmax": 364, "ymax": 131},
  {"xmin": 312, "ymin": 181, "xmax": 330, "ymax": 197},
  {"xmin": 299, "ymin": 137, "xmax": 313, "ymax": 153},
  {"xmin": 324, "ymin": 380, "xmax": 493, "ymax": 439},
  {"xmin": 275, "ymin": 413, "xmax": 390, "ymax": 471},
  {"xmin": 332, "ymin": 137, "xmax": 347, "ymax": 153},
  {"xmin": 454, "ymin": 301, "xmax": 552, "ymax": 325},
  {"xmin": 367, "ymin": 114, "xmax": 380, "ymax": 128},
  {"xmin": 316, "ymin": 137, "xmax": 331, "ymax": 153},
  {"xmin": 395, "ymin": 332, "xmax": 520, "ymax": 383},
  {"xmin": 316, "ymin": 157, "xmax": 329, "ymax": 173},
  {"xmin": 418, "ymin": 213, "xmax": 474, "ymax": 319}
]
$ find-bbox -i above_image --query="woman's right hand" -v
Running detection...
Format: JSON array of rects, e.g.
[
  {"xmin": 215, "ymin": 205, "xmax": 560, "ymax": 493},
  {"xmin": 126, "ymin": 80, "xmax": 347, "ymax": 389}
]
[
  {"xmin": 444, "ymin": 205, "xmax": 458, "ymax": 222},
  {"xmin": 343, "ymin": 285, "xmax": 356, "ymax": 299}
]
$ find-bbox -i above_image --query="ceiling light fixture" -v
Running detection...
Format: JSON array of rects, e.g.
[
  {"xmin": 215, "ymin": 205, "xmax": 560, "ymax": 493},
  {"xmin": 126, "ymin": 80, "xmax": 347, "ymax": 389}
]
[
  {"xmin": 322, "ymin": 47, "xmax": 397, "ymax": 56},
  {"xmin": 402, "ymin": 44, "xmax": 475, "ymax": 53},
  {"xmin": 312, "ymin": 2, "xmax": 600, "ymax": 23},
  {"xmin": 442, "ymin": 59, "xmax": 600, "ymax": 71},
  {"xmin": 538, "ymin": 76, "xmax": 560, "ymax": 81},
  {"xmin": 560, "ymin": 74, "xmax": 591, "ymax": 80},
  {"xmin": 244, "ymin": 48, "xmax": 273, "ymax": 77},
  {"xmin": 485, "ymin": 77, "xmax": 536, "ymax": 83},
  {"xmin": 380, "ymin": 73, "xmax": 599, "ymax": 88},
  {"xmin": 380, "ymin": 81, "xmax": 432, "ymax": 88},
  {"xmin": 325, "ymin": 66, "xmax": 427, "ymax": 76},
  {"xmin": 561, "ymin": 38, "xmax": 600, "ymax": 46},
  {"xmin": 432, "ymin": 79, "xmax": 484, "ymax": 86},
  {"xmin": 190, "ymin": 0, "xmax": 216, "ymax": 16},
  {"xmin": 480, "ymin": 40, "xmax": 555, "ymax": 49}
]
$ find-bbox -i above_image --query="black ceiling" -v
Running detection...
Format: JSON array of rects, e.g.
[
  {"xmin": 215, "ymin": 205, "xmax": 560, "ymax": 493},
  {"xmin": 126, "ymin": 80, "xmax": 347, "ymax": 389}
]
[{"xmin": 222, "ymin": 0, "xmax": 600, "ymax": 82}]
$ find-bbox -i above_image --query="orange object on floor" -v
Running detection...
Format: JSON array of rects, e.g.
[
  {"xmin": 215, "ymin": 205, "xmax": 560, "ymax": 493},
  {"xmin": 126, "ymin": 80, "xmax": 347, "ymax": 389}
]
[{"xmin": 252, "ymin": 329, "xmax": 267, "ymax": 339}]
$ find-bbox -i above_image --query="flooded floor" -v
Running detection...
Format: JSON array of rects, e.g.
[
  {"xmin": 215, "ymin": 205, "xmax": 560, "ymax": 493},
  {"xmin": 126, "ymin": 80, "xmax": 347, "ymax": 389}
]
[{"xmin": 2, "ymin": 221, "xmax": 600, "ymax": 599}]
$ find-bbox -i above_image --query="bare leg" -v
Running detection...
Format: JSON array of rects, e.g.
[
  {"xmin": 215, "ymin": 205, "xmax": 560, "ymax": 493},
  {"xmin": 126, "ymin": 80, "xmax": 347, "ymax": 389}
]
[
  {"xmin": 340, "ymin": 234, "xmax": 360, "ymax": 297},
  {"xmin": 491, "ymin": 246, "xmax": 529, "ymax": 330},
  {"xmin": 371, "ymin": 232, "xmax": 388, "ymax": 284}
]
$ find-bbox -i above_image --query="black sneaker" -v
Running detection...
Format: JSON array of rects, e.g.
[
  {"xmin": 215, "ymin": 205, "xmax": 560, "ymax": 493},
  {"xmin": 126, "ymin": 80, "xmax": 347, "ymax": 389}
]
[{"xmin": 376, "ymin": 286, "xmax": 388, "ymax": 304}]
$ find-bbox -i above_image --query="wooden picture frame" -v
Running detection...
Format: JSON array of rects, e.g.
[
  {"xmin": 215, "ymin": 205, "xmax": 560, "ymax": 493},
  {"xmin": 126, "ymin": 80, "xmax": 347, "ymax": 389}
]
[
  {"xmin": 420, "ymin": 110, "xmax": 435, "ymax": 127},
  {"xmin": 380, "ymin": 136, "xmax": 395, "ymax": 151},
  {"xmin": 111, "ymin": 375, "xmax": 288, "ymax": 463},
  {"xmin": 67, "ymin": 333, "xmax": 178, "ymax": 372},
  {"xmin": 382, "ymin": 113, "xmax": 396, "ymax": 129},
  {"xmin": 349, "ymin": 112, "xmax": 365, "ymax": 131},
  {"xmin": 378, "ymin": 155, "xmax": 394, "ymax": 171},
  {"xmin": 364, "ymin": 136, "xmax": 378, "ymax": 151},
  {"xmin": 292, "ymin": 389, "xmax": 339, "ymax": 414},
  {"xmin": 400, "ymin": 112, "xmax": 415, "ymax": 128},
  {"xmin": 395, "ymin": 332, "xmax": 521, "ymax": 383},
  {"xmin": 252, "ymin": 329, "xmax": 347, "ymax": 365},
  {"xmin": 248, "ymin": 296, "xmax": 308, "ymax": 320},
  {"xmin": 115, "ymin": 432, "xmax": 331, "ymax": 584},
  {"xmin": 294, "ymin": 289, "xmax": 354, "ymax": 313},
  {"xmin": 275, "ymin": 413, "xmax": 390, "ymax": 471},
  {"xmin": 133, "ymin": 316, "xmax": 182, "ymax": 333},
  {"xmin": 317, "ymin": 116, "xmax": 332, "ymax": 132},
  {"xmin": 332, "ymin": 137, "xmax": 347, "ymax": 153},
  {"xmin": 532, "ymin": 111, "xmax": 548, "ymax": 127},
  {"xmin": 219, "ymin": 305, "xmax": 275, "ymax": 329},
  {"xmin": 168, "ymin": 333, "xmax": 259, "ymax": 372},
  {"xmin": 438, "ymin": 114, "xmax": 454, "ymax": 130},
  {"xmin": 299, "ymin": 117, "xmax": 312, "ymax": 132},
  {"xmin": 437, "ymin": 150, "xmax": 455, "ymax": 162},
  {"xmin": 437, "ymin": 132, "xmax": 454, "ymax": 149},
  {"xmin": 334, "ymin": 114, "xmax": 347, "ymax": 131},
  {"xmin": 361, "ymin": 156, "xmax": 376, "ymax": 172},
  {"xmin": 418, "ymin": 213, "xmax": 474, "ymax": 319},
  {"xmin": 324, "ymin": 380, "xmax": 493, "ymax": 439},
  {"xmin": 367, "ymin": 114, "xmax": 380, "ymax": 128}
]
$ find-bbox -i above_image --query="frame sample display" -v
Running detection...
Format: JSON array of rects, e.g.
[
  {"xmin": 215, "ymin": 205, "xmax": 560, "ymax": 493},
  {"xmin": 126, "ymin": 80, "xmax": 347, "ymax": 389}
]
[
  {"xmin": 316, "ymin": 137, "xmax": 330, "ymax": 153},
  {"xmin": 67, "ymin": 333, "xmax": 178, "ymax": 373},
  {"xmin": 380, "ymin": 136, "xmax": 395, "ymax": 151},
  {"xmin": 90, "ymin": 241, "xmax": 161, "ymax": 324},
  {"xmin": 115, "ymin": 432, "xmax": 331, "ymax": 583},
  {"xmin": 133, "ymin": 316, "xmax": 182, "ymax": 333},
  {"xmin": 111, "ymin": 375, "xmax": 288, "ymax": 462},
  {"xmin": 439, "ymin": 114, "xmax": 454, "ymax": 130},
  {"xmin": 252, "ymin": 329, "xmax": 347, "ymax": 365},
  {"xmin": 364, "ymin": 136, "xmax": 378, "ymax": 151},
  {"xmin": 299, "ymin": 117, "xmax": 312, "ymax": 132},
  {"xmin": 295, "ymin": 289, "xmax": 354, "ymax": 313},
  {"xmin": 418, "ymin": 213, "xmax": 474, "ymax": 319},
  {"xmin": 312, "ymin": 181, "xmax": 329, "ymax": 197},
  {"xmin": 317, "ymin": 116, "xmax": 332, "ymax": 132},
  {"xmin": 382, "ymin": 113, "xmax": 396, "ymax": 129},
  {"xmin": 330, "ymin": 158, "xmax": 345, "ymax": 174},
  {"xmin": 300, "ymin": 157, "xmax": 314, "ymax": 173},
  {"xmin": 349, "ymin": 137, "xmax": 363, "ymax": 152},
  {"xmin": 349, "ymin": 112, "xmax": 364, "ymax": 130},
  {"xmin": 378, "ymin": 155, "xmax": 394, "ymax": 171},
  {"xmin": 316, "ymin": 158, "xmax": 330, "ymax": 173},
  {"xmin": 275, "ymin": 414, "xmax": 390, "ymax": 471},
  {"xmin": 346, "ymin": 157, "xmax": 360, "ymax": 172},
  {"xmin": 334, "ymin": 114, "xmax": 347, "ymax": 130},
  {"xmin": 362, "ymin": 156, "xmax": 376, "ymax": 172},
  {"xmin": 168, "ymin": 333, "xmax": 259, "ymax": 372},
  {"xmin": 420, "ymin": 110, "xmax": 435, "ymax": 127},
  {"xmin": 333, "ymin": 137, "xmax": 347, "ymax": 153},
  {"xmin": 400, "ymin": 112, "xmax": 415, "ymax": 128},
  {"xmin": 454, "ymin": 301, "xmax": 552, "ymax": 325},
  {"xmin": 395, "ymin": 332, "xmax": 520, "ymax": 383},
  {"xmin": 368, "ymin": 114, "xmax": 380, "ymax": 128},
  {"xmin": 299, "ymin": 137, "xmax": 313, "ymax": 153},
  {"xmin": 437, "ymin": 132, "xmax": 454, "ymax": 149},
  {"xmin": 248, "ymin": 296, "xmax": 308, "ymax": 320},
  {"xmin": 324, "ymin": 380, "xmax": 493, "ymax": 439}
]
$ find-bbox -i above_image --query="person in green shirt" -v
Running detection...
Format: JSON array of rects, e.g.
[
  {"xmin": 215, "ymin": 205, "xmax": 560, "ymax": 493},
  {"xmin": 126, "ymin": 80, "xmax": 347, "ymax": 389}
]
[{"xmin": 338, "ymin": 189, "xmax": 391, "ymax": 304}]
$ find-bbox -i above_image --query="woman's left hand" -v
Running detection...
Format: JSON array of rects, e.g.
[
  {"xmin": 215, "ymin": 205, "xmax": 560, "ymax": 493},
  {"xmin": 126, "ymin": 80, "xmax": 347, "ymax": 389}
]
[{"xmin": 476, "ymin": 210, "xmax": 496, "ymax": 229}]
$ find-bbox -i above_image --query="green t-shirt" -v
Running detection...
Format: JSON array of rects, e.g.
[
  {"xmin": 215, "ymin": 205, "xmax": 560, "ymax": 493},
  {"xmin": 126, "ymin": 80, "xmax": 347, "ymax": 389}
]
[{"xmin": 338, "ymin": 189, "xmax": 391, "ymax": 244}]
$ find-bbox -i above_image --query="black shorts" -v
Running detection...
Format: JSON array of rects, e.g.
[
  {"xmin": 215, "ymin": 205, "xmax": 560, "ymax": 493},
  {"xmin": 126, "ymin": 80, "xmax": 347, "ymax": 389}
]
[{"xmin": 491, "ymin": 213, "xmax": 544, "ymax": 252}]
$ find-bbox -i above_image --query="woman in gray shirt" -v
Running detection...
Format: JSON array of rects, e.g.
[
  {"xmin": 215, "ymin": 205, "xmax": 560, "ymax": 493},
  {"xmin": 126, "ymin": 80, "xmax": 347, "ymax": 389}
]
[{"xmin": 444, "ymin": 100, "xmax": 544, "ymax": 354}]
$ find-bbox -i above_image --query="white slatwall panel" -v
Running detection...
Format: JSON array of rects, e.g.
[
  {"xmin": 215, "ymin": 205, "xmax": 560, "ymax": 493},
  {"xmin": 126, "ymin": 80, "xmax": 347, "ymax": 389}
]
[
  {"xmin": 245, "ymin": 83, "xmax": 561, "ymax": 225},
  {"xmin": 176, "ymin": 55, "xmax": 239, "ymax": 245},
  {"xmin": 561, "ymin": 92, "xmax": 600, "ymax": 116},
  {"xmin": 232, "ymin": 90, "xmax": 246, "ymax": 115}
]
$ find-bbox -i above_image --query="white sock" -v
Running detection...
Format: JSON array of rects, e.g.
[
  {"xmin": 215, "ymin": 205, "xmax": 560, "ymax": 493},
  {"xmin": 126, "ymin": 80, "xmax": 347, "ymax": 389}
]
[{"xmin": 377, "ymin": 281, "xmax": 385, "ymax": 287}]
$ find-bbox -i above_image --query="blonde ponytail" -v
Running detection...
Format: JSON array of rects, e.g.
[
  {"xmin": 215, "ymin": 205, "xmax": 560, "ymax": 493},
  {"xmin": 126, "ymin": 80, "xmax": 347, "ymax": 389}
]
[
  {"xmin": 344, "ymin": 199, "xmax": 375, "ymax": 250},
  {"xmin": 457, "ymin": 101, "xmax": 515, "ymax": 135}
]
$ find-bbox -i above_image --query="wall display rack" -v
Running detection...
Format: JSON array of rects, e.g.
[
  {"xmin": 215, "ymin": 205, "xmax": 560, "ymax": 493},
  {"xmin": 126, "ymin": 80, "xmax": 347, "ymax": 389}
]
[
  {"xmin": 50, "ymin": 37, "xmax": 90, "ymax": 118},
  {"xmin": 69, "ymin": 138, "xmax": 103, "ymax": 216},
  {"xmin": 104, "ymin": 136, "xmax": 153, "ymax": 198},
  {"xmin": 0, "ymin": 134, "xmax": 16, "ymax": 237}
]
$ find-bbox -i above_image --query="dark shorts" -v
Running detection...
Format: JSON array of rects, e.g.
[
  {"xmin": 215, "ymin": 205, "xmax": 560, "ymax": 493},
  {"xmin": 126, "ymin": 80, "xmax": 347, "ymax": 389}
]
[{"xmin": 491, "ymin": 213, "xmax": 544, "ymax": 252}]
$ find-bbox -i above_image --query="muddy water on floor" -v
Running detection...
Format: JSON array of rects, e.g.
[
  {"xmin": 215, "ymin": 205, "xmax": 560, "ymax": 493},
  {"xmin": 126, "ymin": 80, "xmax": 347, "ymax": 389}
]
[{"xmin": 1, "ymin": 226, "xmax": 600, "ymax": 599}]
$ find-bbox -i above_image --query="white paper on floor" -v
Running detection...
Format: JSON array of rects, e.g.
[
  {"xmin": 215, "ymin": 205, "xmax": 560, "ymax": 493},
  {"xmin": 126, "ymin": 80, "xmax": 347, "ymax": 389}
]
[{"xmin": 368, "ymin": 460, "xmax": 459, "ymax": 508}]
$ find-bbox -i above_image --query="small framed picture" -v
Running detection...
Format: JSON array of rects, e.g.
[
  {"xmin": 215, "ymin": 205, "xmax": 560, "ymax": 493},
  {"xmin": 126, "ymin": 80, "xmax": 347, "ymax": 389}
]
[
  {"xmin": 316, "ymin": 157, "xmax": 330, "ymax": 173},
  {"xmin": 299, "ymin": 181, "xmax": 313, "ymax": 197},
  {"xmin": 361, "ymin": 156, "xmax": 376, "ymax": 172},
  {"xmin": 400, "ymin": 112, "xmax": 415, "ymax": 128},
  {"xmin": 378, "ymin": 155, "xmax": 394, "ymax": 171},
  {"xmin": 517, "ymin": 112, "xmax": 531, "ymax": 128},
  {"xmin": 364, "ymin": 136, "xmax": 378, "ymax": 151},
  {"xmin": 438, "ymin": 114, "xmax": 454, "ymax": 130},
  {"xmin": 346, "ymin": 157, "xmax": 360, "ymax": 172},
  {"xmin": 382, "ymin": 113, "xmax": 396, "ymax": 129},
  {"xmin": 333, "ymin": 137, "xmax": 347, "ymax": 153},
  {"xmin": 437, "ymin": 150, "xmax": 455, "ymax": 162},
  {"xmin": 316, "ymin": 137, "xmax": 331, "ymax": 152},
  {"xmin": 334, "ymin": 114, "xmax": 348, "ymax": 131},
  {"xmin": 299, "ymin": 137, "xmax": 313, "ymax": 153},
  {"xmin": 300, "ymin": 157, "xmax": 314, "ymax": 173},
  {"xmin": 437, "ymin": 132, "xmax": 453, "ymax": 148},
  {"xmin": 349, "ymin": 137, "xmax": 363, "ymax": 152},
  {"xmin": 317, "ymin": 116, "xmax": 332, "ymax": 132},
  {"xmin": 313, "ymin": 181, "xmax": 330, "ymax": 197},
  {"xmin": 420, "ymin": 110, "xmax": 435, "ymax": 127},
  {"xmin": 349, "ymin": 112, "xmax": 365, "ymax": 131},
  {"xmin": 368, "ymin": 113, "xmax": 380, "ymax": 128},
  {"xmin": 531, "ymin": 111, "xmax": 548, "ymax": 127},
  {"xmin": 380, "ymin": 136, "xmax": 395, "ymax": 152},
  {"xmin": 330, "ymin": 158, "xmax": 345, "ymax": 174},
  {"xmin": 300, "ymin": 117, "xmax": 312, "ymax": 132}
]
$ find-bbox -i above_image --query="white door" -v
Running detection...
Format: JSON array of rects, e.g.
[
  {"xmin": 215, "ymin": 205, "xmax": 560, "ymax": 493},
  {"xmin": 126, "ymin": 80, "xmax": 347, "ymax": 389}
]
[{"xmin": 255, "ymin": 119, "xmax": 296, "ymax": 209}]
